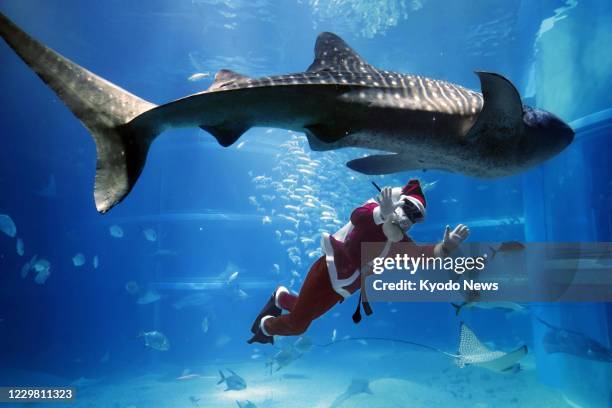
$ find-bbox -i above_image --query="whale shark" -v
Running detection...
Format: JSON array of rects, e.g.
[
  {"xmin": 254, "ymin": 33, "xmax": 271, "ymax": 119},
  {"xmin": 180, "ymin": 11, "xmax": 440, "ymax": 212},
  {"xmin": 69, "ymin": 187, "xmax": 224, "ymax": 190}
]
[{"xmin": 0, "ymin": 12, "xmax": 574, "ymax": 213}]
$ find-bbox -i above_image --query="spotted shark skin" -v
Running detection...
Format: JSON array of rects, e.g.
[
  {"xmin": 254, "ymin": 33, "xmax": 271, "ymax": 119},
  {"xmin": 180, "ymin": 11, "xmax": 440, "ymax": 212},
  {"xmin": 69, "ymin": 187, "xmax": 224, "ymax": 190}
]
[
  {"xmin": 211, "ymin": 71, "xmax": 484, "ymax": 117},
  {"xmin": 0, "ymin": 12, "xmax": 573, "ymax": 213}
]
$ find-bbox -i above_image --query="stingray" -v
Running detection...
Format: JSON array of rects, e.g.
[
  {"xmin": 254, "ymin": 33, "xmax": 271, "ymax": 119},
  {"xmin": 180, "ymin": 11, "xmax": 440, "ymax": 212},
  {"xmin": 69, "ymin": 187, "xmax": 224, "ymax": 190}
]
[
  {"xmin": 329, "ymin": 378, "xmax": 373, "ymax": 408},
  {"xmin": 453, "ymin": 323, "xmax": 528, "ymax": 372},
  {"xmin": 537, "ymin": 317, "xmax": 612, "ymax": 363},
  {"xmin": 317, "ymin": 323, "xmax": 527, "ymax": 373}
]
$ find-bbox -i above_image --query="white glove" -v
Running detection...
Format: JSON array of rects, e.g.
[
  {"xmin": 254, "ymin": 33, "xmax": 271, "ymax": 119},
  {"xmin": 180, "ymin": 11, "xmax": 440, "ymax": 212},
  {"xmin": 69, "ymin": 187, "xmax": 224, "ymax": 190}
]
[
  {"xmin": 378, "ymin": 187, "xmax": 403, "ymax": 220},
  {"xmin": 441, "ymin": 224, "xmax": 470, "ymax": 254}
]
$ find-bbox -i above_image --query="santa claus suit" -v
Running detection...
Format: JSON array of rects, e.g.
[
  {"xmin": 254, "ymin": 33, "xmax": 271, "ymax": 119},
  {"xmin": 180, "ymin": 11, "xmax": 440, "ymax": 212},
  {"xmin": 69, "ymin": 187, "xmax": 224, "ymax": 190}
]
[{"xmin": 263, "ymin": 180, "xmax": 434, "ymax": 337}]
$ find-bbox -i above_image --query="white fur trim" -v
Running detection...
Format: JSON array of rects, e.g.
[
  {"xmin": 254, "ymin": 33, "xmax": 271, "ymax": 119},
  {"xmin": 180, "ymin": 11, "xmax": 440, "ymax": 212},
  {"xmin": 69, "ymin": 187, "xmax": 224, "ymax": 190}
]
[
  {"xmin": 372, "ymin": 206, "xmax": 384, "ymax": 225},
  {"xmin": 274, "ymin": 286, "xmax": 289, "ymax": 309},
  {"xmin": 391, "ymin": 187, "xmax": 403, "ymax": 202},
  {"xmin": 260, "ymin": 315, "xmax": 273, "ymax": 336},
  {"xmin": 321, "ymin": 233, "xmax": 360, "ymax": 299}
]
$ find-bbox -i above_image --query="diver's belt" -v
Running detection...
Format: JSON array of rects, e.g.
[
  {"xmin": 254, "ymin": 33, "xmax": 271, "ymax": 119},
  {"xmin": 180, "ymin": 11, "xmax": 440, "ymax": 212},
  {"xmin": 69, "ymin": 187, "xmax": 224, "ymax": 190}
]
[{"xmin": 352, "ymin": 239, "xmax": 392, "ymax": 324}]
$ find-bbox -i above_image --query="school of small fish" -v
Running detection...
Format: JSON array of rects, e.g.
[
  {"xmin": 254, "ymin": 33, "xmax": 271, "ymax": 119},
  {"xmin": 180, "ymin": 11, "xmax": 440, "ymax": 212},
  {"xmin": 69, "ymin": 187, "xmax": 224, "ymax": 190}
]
[{"xmin": 246, "ymin": 133, "xmax": 409, "ymax": 286}]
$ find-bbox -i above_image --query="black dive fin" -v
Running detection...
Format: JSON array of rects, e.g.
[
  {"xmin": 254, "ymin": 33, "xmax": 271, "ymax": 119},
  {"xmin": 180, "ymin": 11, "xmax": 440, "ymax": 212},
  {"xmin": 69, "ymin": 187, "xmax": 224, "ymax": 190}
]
[
  {"xmin": 307, "ymin": 32, "xmax": 379, "ymax": 75},
  {"xmin": 304, "ymin": 124, "xmax": 350, "ymax": 144},
  {"xmin": 465, "ymin": 72, "xmax": 524, "ymax": 142},
  {"xmin": 200, "ymin": 123, "xmax": 250, "ymax": 147},
  {"xmin": 347, "ymin": 154, "xmax": 418, "ymax": 175},
  {"xmin": 0, "ymin": 12, "xmax": 158, "ymax": 214},
  {"xmin": 208, "ymin": 69, "xmax": 250, "ymax": 91}
]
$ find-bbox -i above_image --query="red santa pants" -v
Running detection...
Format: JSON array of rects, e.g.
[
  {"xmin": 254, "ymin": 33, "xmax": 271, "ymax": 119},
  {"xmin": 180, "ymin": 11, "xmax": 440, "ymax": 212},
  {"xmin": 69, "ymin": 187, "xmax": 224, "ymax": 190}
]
[{"xmin": 263, "ymin": 256, "xmax": 343, "ymax": 336}]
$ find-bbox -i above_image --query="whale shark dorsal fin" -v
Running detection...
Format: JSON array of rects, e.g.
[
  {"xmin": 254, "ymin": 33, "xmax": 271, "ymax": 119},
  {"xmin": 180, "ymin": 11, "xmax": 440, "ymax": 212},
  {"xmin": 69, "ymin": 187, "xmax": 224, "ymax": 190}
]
[
  {"xmin": 307, "ymin": 32, "xmax": 379, "ymax": 74},
  {"xmin": 208, "ymin": 69, "xmax": 250, "ymax": 91},
  {"xmin": 465, "ymin": 71, "xmax": 524, "ymax": 142}
]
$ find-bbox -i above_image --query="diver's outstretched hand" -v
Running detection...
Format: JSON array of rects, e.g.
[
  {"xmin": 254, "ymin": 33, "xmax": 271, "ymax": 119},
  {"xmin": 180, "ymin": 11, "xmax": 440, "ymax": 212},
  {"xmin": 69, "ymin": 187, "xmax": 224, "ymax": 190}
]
[
  {"xmin": 441, "ymin": 224, "xmax": 470, "ymax": 254},
  {"xmin": 378, "ymin": 187, "xmax": 403, "ymax": 220}
]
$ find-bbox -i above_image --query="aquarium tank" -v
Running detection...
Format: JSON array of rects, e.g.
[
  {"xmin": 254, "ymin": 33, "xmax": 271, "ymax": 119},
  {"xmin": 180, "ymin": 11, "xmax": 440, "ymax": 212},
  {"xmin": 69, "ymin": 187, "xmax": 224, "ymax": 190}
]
[{"xmin": 0, "ymin": 0, "xmax": 610, "ymax": 407}]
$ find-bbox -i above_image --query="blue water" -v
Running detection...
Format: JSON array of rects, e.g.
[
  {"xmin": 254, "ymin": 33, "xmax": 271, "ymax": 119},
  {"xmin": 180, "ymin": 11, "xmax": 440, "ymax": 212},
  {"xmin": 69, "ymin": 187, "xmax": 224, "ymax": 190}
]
[{"xmin": 0, "ymin": 1, "xmax": 611, "ymax": 407}]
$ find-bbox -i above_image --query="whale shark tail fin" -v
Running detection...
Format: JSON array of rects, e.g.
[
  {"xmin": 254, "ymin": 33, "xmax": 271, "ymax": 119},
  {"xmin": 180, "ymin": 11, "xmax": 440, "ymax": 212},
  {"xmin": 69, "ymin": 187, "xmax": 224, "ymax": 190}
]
[{"xmin": 0, "ymin": 12, "xmax": 159, "ymax": 213}]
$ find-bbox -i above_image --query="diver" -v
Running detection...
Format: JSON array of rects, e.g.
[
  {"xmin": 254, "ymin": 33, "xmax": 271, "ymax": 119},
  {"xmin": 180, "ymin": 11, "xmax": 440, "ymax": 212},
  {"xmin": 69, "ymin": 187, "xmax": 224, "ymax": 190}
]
[{"xmin": 248, "ymin": 179, "xmax": 470, "ymax": 344}]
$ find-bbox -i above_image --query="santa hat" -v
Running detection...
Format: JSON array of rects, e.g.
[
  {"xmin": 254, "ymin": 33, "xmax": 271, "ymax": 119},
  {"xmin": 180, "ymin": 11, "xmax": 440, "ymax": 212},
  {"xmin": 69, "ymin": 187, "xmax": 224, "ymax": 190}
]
[{"xmin": 392, "ymin": 179, "xmax": 427, "ymax": 221}]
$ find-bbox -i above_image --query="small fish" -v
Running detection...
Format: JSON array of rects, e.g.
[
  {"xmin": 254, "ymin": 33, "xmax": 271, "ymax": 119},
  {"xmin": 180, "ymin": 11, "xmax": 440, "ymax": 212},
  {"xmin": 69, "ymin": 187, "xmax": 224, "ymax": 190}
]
[
  {"xmin": 216, "ymin": 334, "xmax": 232, "ymax": 347},
  {"xmin": 177, "ymin": 373, "xmax": 202, "ymax": 381},
  {"xmin": 125, "ymin": 281, "xmax": 140, "ymax": 295},
  {"xmin": 109, "ymin": 224, "xmax": 124, "ymax": 238},
  {"xmin": 489, "ymin": 241, "xmax": 525, "ymax": 260},
  {"xmin": 142, "ymin": 228, "xmax": 157, "ymax": 242},
  {"xmin": 33, "ymin": 258, "xmax": 50, "ymax": 273},
  {"xmin": 234, "ymin": 288, "xmax": 249, "ymax": 300},
  {"xmin": 262, "ymin": 216, "xmax": 272, "ymax": 225},
  {"xmin": 187, "ymin": 72, "xmax": 210, "ymax": 81},
  {"xmin": 217, "ymin": 369, "xmax": 246, "ymax": 391},
  {"xmin": 0, "ymin": 214, "xmax": 16, "ymax": 237},
  {"xmin": 227, "ymin": 271, "xmax": 239, "ymax": 285},
  {"xmin": 34, "ymin": 268, "xmax": 51, "ymax": 284},
  {"xmin": 21, "ymin": 254, "xmax": 37, "ymax": 278},
  {"xmin": 236, "ymin": 400, "xmax": 257, "ymax": 408},
  {"xmin": 331, "ymin": 329, "xmax": 337, "ymax": 342},
  {"xmin": 72, "ymin": 253, "xmax": 86, "ymax": 267},
  {"xmin": 137, "ymin": 289, "xmax": 161, "ymax": 304},
  {"xmin": 293, "ymin": 336, "xmax": 313, "ymax": 353},
  {"xmin": 330, "ymin": 378, "xmax": 373, "ymax": 408},
  {"xmin": 33, "ymin": 259, "xmax": 51, "ymax": 284},
  {"xmin": 16, "ymin": 238, "xmax": 24, "ymax": 256},
  {"xmin": 272, "ymin": 264, "xmax": 280, "ymax": 274},
  {"xmin": 92, "ymin": 255, "xmax": 99, "ymax": 269},
  {"xmin": 267, "ymin": 348, "xmax": 301, "ymax": 371},
  {"xmin": 202, "ymin": 317, "xmax": 209, "ymax": 333},
  {"xmin": 308, "ymin": 249, "xmax": 322, "ymax": 258},
  {"xmin": 236, "ymin": 141, "xmax": 246, "ymax": 149},
  {"xmin": 139, "ymin": 330, "xmax": 170, "ymax": 351},
  {"xmin": 451, "ymin": 301, "xmax": 527, "ymax": 315},
  {"xmin": 421, "ymin": 180, "xmax": 438, "ymax": 192},
  {"xmin": 189, "ymin": 396, "xmax": 201, "ymax": 407}
]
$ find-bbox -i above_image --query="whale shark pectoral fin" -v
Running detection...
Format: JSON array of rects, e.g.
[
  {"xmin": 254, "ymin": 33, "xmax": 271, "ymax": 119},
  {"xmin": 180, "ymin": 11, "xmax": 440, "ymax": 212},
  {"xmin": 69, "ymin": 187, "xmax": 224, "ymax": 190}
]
[
  {"xmin": 465, "ymin": 71, "xmax": 524, "ymax": 143},
  {"xmin": 304, "ymin": 124, "xmax": 350, "ymax": 143},
  {"xmin": 346, "ymin": 154, "xmax": 417, "ymax": 175},
  {"xmin": 200, "ymin": 123, "xmax": 250, "ymax": 147}
]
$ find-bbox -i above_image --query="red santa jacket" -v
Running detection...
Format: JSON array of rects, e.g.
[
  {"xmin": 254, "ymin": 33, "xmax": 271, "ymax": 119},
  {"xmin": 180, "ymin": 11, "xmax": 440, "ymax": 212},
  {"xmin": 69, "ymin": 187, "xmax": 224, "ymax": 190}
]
[{"xmin": 321, "ymin": 201, "xmax": 435, "ymax": 298}]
